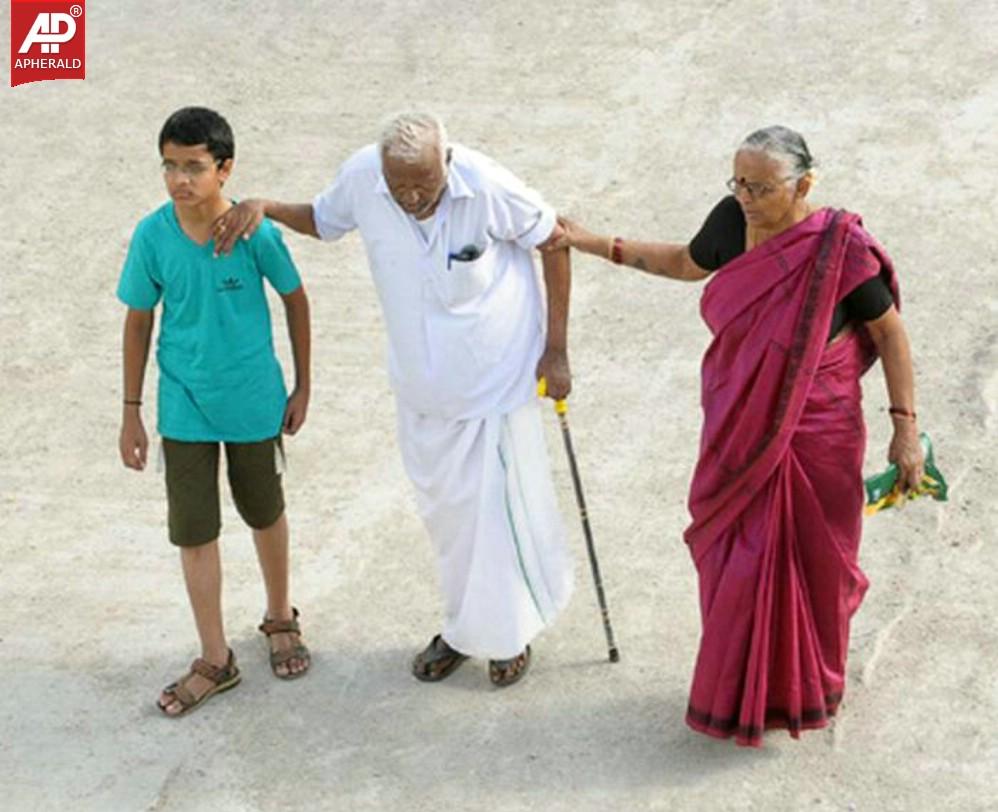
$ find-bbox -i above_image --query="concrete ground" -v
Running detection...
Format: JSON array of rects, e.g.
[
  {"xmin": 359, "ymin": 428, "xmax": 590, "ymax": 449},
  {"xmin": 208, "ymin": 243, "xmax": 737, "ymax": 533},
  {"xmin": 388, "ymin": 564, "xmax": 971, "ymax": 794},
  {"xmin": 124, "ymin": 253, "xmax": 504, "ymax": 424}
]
[{"xmin": 1, "ymin": 1, "xmax": 996, "ymax": 810}]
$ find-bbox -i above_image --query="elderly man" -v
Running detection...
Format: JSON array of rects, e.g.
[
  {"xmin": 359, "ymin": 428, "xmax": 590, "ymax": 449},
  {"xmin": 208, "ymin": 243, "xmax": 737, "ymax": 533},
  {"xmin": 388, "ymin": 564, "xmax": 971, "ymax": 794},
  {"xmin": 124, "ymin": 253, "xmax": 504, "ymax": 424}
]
[{"xmin": 214, "ymin": 113, "xmax": 574, "ymax": 686}]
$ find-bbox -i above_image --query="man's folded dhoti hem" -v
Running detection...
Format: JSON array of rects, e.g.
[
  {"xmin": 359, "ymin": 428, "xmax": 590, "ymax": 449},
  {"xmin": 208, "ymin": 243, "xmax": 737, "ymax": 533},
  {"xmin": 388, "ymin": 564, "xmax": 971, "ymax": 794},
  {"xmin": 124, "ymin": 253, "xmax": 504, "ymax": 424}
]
[{"xmin": 397, "ymin": 397, "xmax": 574, "ymax": 660}]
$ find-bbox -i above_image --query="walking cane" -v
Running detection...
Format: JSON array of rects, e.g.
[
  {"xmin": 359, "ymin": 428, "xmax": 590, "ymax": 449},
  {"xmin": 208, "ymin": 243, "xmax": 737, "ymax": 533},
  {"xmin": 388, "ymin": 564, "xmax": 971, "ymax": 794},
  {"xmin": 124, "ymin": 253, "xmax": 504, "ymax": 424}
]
[{"xmin": 538, "ymin": 378, "xmax": 620, "ymax": 663}]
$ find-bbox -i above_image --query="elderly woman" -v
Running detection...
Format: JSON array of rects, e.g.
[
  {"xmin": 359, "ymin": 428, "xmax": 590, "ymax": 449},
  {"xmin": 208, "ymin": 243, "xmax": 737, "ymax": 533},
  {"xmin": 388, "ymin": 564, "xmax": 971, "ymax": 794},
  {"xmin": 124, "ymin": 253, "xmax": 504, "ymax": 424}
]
[{"xmin": 550, "ymin": 126, "xmax": 924, "ymax": 747}]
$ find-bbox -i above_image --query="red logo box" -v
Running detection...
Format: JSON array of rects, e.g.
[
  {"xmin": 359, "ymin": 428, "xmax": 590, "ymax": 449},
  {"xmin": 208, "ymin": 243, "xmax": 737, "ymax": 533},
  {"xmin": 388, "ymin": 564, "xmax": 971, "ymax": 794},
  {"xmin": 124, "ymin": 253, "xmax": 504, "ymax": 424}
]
[{"xmin": 10, "ymin": 0, "xmax": 85, "ymax": 87}]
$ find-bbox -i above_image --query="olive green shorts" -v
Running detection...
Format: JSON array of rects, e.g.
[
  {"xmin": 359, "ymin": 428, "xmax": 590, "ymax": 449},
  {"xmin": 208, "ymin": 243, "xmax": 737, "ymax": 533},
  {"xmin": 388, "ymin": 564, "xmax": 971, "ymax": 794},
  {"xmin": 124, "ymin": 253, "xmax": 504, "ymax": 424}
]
[{"xmin": 162, "ymin": 436, "xmax": 285, "ymax": 547}]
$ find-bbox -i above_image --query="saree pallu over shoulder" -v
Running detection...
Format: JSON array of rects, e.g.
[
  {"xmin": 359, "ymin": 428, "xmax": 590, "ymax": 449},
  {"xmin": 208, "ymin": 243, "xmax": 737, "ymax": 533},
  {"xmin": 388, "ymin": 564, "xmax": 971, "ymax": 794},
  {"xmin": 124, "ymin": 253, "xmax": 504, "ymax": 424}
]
[{"xmin": 682, "ymin": 208, "xmax": 898, "ymax": 746}]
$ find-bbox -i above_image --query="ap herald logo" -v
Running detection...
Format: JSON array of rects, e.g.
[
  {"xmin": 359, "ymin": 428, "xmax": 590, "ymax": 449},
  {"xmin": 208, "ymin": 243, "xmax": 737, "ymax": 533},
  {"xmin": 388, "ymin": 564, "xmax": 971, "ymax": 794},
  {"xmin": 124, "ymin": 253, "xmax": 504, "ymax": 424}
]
[{"xmin": 10, "ymin": 0, "xmax": 85, "ymax": 87}]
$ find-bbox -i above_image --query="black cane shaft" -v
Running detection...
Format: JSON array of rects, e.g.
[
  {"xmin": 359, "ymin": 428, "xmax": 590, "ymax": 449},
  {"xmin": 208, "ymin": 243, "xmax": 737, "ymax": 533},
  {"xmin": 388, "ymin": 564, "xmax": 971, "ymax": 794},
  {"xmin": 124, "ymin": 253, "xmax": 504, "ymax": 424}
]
[{"xmin": 557, "ymin": 412, "xmax": 620, "ymax": 662}]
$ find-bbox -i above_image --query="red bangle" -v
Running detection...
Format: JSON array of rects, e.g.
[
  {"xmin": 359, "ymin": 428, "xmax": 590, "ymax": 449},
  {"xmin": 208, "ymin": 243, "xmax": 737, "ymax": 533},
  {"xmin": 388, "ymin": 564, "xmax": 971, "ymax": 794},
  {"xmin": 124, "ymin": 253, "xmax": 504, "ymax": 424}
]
[
  {"xmin": 611, "ymin": 236, "xmax": 623, "ymax": 265},
  {"xmin": 889, "ymin": 406, "xmax": 916, "ymax": 419}
]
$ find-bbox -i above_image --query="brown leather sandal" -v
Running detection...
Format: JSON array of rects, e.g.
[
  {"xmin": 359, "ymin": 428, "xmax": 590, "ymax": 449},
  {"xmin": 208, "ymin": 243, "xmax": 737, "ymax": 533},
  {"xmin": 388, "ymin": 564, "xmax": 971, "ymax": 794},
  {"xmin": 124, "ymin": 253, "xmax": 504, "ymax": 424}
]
[
  {"xmin": 412, "ymin": 634, "xmax": 468, "ymax": 682},
  {"xmin": 258, "ymin": 607, "xmax": 311, "ymax": 680},
  {"xmin": 489, "ymin": 645, "xmax": 531, "ymax": 688},
  {"xmin": 157, "ymin": 649, "xmax": 241, "ymax": 717}
]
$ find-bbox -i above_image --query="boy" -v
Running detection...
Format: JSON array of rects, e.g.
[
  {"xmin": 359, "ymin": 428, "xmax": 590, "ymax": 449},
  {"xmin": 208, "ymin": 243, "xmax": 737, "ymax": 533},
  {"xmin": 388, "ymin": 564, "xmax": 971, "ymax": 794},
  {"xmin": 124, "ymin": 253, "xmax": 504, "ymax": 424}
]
[{"xmin": 117, "ymin": 107, "xmax": 312, "ymax": 717}]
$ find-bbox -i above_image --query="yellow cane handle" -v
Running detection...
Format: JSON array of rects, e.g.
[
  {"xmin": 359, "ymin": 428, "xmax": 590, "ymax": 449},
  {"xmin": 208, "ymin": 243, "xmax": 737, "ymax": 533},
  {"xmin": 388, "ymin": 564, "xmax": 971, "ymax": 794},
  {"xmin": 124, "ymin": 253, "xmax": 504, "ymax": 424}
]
[{"xmin": 537, "ymin": 377, "xmax": 569, "ymax": 414}]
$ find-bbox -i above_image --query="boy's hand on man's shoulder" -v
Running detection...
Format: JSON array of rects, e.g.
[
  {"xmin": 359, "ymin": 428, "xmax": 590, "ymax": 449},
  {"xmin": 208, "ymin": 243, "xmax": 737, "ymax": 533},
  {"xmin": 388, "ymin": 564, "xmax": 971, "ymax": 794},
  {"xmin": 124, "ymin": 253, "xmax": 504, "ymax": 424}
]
[
  {"xmin": 283, "ymin": 387, "xmax": 310, "ymax": 436},
  {"xmin": 119, "ymin": 411, "xmax": 149, "ymax": 470},
  {"xmin": 213, "ymin": 199, "xmax": 266, "ymax": 257}
]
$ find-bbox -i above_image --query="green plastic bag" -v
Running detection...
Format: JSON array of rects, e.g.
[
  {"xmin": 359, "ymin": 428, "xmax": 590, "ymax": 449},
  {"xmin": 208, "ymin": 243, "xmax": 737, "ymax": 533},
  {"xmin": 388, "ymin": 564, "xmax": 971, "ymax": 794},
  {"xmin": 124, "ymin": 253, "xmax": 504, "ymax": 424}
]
[{"xmin": 864, "ymin": 432, "xmax": 948, "ymax": 516}]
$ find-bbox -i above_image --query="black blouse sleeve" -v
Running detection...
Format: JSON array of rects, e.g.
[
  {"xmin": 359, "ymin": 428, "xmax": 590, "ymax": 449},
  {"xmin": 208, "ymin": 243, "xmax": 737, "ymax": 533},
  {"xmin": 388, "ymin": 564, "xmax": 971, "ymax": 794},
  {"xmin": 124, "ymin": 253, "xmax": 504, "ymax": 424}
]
[
  {"xmin": 842, "ymin": 274, "xmax": 894, "ymax": 323},
  {"xmin": 688, "ymin": 196, "xmax": 746, "ymax": 272}
]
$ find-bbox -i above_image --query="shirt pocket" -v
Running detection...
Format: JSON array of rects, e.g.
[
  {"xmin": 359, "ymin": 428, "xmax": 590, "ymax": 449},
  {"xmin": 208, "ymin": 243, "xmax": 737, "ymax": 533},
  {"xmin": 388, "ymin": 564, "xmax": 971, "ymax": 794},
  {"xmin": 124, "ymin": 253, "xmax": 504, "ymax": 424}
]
[{"xmin": 434, "ymin": 239, "xmax": 496, "ymax": 309}]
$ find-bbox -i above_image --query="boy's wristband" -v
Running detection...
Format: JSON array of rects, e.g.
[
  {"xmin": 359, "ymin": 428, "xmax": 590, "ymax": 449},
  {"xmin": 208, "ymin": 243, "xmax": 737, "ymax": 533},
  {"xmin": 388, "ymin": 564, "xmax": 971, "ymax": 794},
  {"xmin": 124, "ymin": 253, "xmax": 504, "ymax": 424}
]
[{"xmin": 123, "ymin": 399, "xmax": 142, "ymax": 406}]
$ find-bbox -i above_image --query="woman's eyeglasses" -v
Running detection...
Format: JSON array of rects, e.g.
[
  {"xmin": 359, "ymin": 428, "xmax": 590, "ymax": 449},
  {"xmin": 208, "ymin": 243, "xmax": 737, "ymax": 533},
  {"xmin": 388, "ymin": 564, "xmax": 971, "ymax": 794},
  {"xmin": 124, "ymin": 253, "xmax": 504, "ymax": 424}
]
[{"xmin": 726, "ymin": 175, "xmax": 796, "ymax": 200}]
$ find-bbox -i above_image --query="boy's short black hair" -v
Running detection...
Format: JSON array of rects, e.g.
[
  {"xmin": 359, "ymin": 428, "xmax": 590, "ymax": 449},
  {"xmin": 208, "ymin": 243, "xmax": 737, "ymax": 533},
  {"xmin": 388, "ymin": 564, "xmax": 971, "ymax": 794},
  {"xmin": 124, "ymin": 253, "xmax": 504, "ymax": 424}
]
[{"xmin": 158, "ymin": 106, "xmax": 234, "ymax": 162}]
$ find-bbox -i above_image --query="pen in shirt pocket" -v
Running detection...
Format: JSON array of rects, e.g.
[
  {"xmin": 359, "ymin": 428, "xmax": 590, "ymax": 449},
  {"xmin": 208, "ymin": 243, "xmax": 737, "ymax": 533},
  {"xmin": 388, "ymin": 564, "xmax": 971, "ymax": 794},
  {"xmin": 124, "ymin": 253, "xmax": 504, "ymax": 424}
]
[{"xmin": 447, "ymin": 243, "xmax": 482, "ymax": 270}]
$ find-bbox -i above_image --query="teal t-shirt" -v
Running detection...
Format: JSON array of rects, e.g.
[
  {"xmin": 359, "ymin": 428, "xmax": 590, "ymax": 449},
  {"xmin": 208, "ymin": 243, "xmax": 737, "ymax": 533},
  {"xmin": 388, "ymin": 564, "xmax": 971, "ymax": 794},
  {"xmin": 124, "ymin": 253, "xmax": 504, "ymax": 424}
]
[{"xmin": 117, "ymin": 202, "xmax": 302, "ymax": 442}]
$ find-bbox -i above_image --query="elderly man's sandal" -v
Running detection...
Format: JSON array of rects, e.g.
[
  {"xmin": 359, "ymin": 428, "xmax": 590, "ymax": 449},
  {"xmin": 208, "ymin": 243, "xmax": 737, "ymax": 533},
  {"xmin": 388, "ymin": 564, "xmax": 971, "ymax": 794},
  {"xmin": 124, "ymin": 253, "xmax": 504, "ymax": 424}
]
[
  {"xmin": 489, "ymin": 646, "xmax": 531, "ymax": 687},
  {"xmin": 412, "ymin": 634, "xmax": 468, "ymax": 682}
]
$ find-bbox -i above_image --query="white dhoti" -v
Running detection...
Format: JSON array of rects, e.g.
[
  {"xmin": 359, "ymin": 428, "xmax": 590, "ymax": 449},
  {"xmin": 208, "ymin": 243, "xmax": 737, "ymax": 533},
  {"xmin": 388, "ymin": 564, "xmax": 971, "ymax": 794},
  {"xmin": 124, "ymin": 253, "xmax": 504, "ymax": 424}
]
[{"xmin": 397, "ymin": 398, "xmax": 574, "ymax": 659}]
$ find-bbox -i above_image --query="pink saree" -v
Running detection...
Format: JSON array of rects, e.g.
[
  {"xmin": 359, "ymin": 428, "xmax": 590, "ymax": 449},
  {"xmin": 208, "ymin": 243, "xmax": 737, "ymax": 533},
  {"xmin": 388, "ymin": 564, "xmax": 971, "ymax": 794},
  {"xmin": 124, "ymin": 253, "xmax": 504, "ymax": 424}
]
[{"xmin": 684, "ymin": 208, "xmax": 898, "ymax": 747}]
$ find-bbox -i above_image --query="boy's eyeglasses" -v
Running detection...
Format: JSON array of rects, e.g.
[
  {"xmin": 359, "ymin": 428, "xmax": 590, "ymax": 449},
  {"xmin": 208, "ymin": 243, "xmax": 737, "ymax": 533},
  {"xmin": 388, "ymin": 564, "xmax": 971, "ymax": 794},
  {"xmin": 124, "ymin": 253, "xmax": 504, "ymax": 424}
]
[{"xmin": 161, "ymin": 159, "xmax": 223, "ymax": 179}]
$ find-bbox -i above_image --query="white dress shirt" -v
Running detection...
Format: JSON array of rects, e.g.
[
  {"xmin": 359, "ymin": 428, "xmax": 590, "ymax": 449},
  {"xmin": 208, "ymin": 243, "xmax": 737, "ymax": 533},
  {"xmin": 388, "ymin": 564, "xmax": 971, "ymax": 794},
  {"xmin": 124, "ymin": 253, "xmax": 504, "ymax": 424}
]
[{"xmin": 312, "ymin": 143, "xmax": 556, "ymax": 420}]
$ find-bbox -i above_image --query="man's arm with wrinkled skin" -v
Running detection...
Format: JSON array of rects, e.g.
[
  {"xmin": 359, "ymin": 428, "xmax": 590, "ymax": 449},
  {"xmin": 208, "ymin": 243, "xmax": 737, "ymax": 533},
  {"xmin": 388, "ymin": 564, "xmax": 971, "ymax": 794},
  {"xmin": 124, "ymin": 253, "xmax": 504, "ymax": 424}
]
[
  {"xmin": 536, "ymin": 229, "xmax": 572, "ymax": 400},
  {"xmin": 213, "ymin": 200, "xmax": 318, "ymax": 255},
  {"xmin": 119, "ymin": 307, "xmax": 154, "ymax": 470}
]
